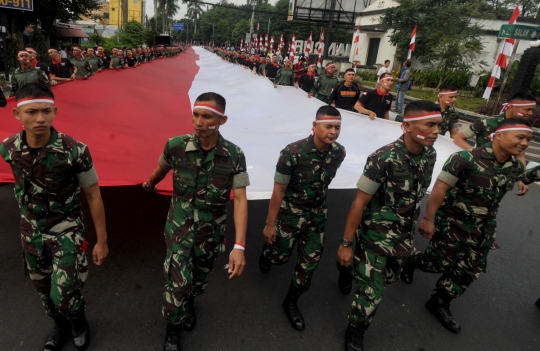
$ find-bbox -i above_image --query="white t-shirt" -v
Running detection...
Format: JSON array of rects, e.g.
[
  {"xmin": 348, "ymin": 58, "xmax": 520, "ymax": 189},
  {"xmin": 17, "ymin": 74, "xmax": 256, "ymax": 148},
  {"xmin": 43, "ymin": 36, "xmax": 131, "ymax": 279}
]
[{"xmin": 377, "ymin": 66, "xmax": 391, "ymax": 82}]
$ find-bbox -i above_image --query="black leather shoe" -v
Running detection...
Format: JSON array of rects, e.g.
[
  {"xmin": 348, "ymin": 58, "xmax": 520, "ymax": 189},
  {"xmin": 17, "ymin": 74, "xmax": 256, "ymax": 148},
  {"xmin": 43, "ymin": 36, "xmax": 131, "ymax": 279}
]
[
  {"xmin": 400, "ymin": 259, "xmax": 415, "ymax": 285},
  {"xmin": 337, "ymin": 261, "xmax": 353, "ymax": 295},
  {"xmin": 43, "ymin": 315, "xmax": 71, "ymax": 351},
  {"xmin": 536, "ymin": 297, "xmax": 540, "ymax": 308},
  {"xmin": 282, "ymin": 285, "xmax": 305, "ymax": 330},
  {"xmin": 259, "ymin": 247, "xmax": 271, "ymax": 274},
  {"xmin": 164, "ymin": 323, "xmax": 181, "ymax": 351},
  {"xmin": 426, "ymin": 294, "xmax": 461, "ymax": 333},
  {"xmin": 182, "ymin": 295, "xmax": 196, "ymax": 332},
  {"xmin": 70, "ymin": 311, "xmax": 90, "ymax": 350},
  {"xmin": 345, "ymin": 324, "xmax": 364, "ymax": 351}
]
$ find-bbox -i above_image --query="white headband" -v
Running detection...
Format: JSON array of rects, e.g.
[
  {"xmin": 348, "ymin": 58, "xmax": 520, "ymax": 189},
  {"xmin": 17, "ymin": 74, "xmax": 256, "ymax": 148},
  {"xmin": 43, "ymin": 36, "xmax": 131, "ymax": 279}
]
[
  {"xmin": 403, "ymin": 113, "xmax": 442, "ymax": 121},
  {"xmin": 193, "ymin": 104, "xmax": 225, "ymax": 116},
  {"xmin": 497, "ymin": 126, "xmax": 533, "ymax": 133},
  {"xmin": 17, "ymin": 98, "xmax": 55, "ymax": 108},
  {"xmin": 438, "ymin": 90, "xmax": 457, "ymax": 95}
]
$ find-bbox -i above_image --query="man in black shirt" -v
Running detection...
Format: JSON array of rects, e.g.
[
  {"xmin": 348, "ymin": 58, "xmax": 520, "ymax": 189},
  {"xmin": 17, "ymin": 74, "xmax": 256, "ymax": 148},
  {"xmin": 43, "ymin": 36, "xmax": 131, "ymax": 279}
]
[
  {"xmin": 47, "ymin": 48, "xmax": 76, "ymax": 83},
  {"xmin": 25, "ymin": 45, "xmax": 51, "ymax": 77},
  {"xmin": 354, "ymin": 72, "xmax": 394, "ymax": 119},
  {"xmin": 295, "ymin": 63, "xmax": 318, "ymax": 93},
  {"xmin": 264, "ymin": 55, "xmax": 280, "ymax": 82},
  {"xmin": 124, "ymin": 49, "xmax": 138, "ymax": 68},
  {"xmin": 329, "ymin": 68, "xmax": 361, "ymax": 112},
  {"xmin": 96, "ymin": 46, "xmax": 111, "ymax": 69}
]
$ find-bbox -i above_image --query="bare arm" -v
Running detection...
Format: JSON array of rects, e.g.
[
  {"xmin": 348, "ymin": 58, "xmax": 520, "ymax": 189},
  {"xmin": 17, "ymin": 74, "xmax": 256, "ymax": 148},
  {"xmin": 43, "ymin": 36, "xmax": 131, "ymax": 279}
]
[
  {"xmin": 83, "ymin": 183, "xmax": 108, "ymax": 265},
  {"xmin": 354, "ymin": 102, "xmax": 376, "ymax": 119},
  {"xmin": 144, "ymin": 165, "xmax": 169, "ymax": 190},
  {"xmin": 263, "ymin": 182, "xmax": 287, "ymax": 244},
  {"xmin": 453, "ymin": 132, "xmax": 473, "ymax": 149},
  {"xmin": 449, "ymin": 127, "xmax": 459, "ymax": 139},
  {"xmin": 516, "ymin": 152, "xmax": 528, "ymax": 196},
  {"xmin": 228, "ymin": 187, "xmax": 248, "ymax": 279},
  {"xmin": 418, "ymin": 180, "xmax": 452, "ymax": 239}
]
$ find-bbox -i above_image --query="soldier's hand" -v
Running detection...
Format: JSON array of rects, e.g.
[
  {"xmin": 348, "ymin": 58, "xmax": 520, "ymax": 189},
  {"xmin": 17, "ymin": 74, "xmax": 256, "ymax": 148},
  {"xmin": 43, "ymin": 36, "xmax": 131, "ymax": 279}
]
[
  {"xmin": 368, "ymin": 111, "xmax": 377, "ymax": 120},
  {"xmin": 273, "ymin": 84, "xmax": 277, "ymax": 88},
  {"xmin": 228, "ymin": 249, "xmax": 246, "ymax": 279},
  {"xmin": 308, "ymin": 93, "xmax": 313, "ymax": 98},
  {"xmin": 93, "ymin": 242, "xmax": 109, "ymax": 266},
  {"xmin": 516, "ymin": 181, "xmax": 528, "ymax": 196},
  {"xmin": 418, "ymin": 218, "xmax": 435, "ymax": 239},
  {"xmin": 337, "ymin": 246, "xmax": 353, "ymax": 266},
  {"xmin": 263, "ymin": 225, "xmax": 277, "ymax": 244}
]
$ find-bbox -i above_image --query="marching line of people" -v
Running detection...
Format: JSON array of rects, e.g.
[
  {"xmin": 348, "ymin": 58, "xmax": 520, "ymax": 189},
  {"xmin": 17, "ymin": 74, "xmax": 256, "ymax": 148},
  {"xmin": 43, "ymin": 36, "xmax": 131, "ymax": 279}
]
[{"xmin": 1, "ymin": 48, "xmax": 539, "ymax": 351}]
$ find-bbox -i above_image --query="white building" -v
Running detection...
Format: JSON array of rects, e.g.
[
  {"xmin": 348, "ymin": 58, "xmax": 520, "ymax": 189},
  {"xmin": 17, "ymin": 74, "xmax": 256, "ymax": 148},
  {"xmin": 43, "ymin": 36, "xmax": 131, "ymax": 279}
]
[{"xmin": 349, "ymin": 0, "xmax": 540, "ymax": 72}]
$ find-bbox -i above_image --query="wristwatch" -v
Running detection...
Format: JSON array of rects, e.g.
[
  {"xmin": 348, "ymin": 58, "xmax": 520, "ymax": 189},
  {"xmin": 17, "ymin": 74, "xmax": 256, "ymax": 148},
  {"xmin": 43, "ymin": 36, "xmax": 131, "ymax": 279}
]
[{"xmin": 341, "ymin": 238, "xmax": 353, "ymax": 247}]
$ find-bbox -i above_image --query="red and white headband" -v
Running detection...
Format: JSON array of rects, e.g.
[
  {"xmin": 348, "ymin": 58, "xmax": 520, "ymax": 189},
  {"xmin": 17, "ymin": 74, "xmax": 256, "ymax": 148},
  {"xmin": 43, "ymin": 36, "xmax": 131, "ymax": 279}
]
[
  {"xmin": 438, "ymin": 90, "xmax": 457, "ymax": 95},
  {"xmin": 509, "ymin": 101, "xmax": 537, "ymax": 107},
  {"xmin": 193, "ymin": 103, "xmax": 225, "ymax": 116},
  {"xmin": 16, "ymin": 96, "xmax": 55, "ymax": 108},
  {"xmin": 497, "ymin": 125, "xmax": 533, "ymax": 133},
  {"xmin": 315, "ymin": 116, "xmax": 341, "ymax": 123},
  {"xmin": 73, "ymin": 47, "xmax": 83, "ymax": 52},
  {"xmin": 18, "ymin": 50, "xmax": 30, "ymax": 57},
  {"xmin": 403, "ymin": 112, "xmax": 442, "ymax": 121}
]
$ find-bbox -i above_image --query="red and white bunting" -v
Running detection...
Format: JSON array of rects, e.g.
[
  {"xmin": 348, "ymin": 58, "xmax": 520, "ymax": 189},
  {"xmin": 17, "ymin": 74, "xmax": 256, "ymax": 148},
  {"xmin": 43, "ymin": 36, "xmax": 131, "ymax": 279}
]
[
  {"xmin": 317, "ymin": 29, "xmax": 325, "ymax": 67},
  {"xmin": 304, "ymin": 32, "xmax": 312, "ymax": 60},
  {"xmin": 259, "ymin": 35, "xmax": 263, "ymax": 52},
  {"xmin": 352, "ymin": 26, "xmax": 361, "ymax": 67},
  {"xmin": 407, "ymin": 25, "xmax": 417, "ymax": 60},
  {"xmin": 270, "ymin": 36, "xmax": 275, "ymax": 53},
  {"xmin": 278, "ymin": 34, "xmax": 284, "ymax": 54},
  {"xmin": 482, "ymin": 6, "xmax": 520, "ymax": 99},
  {"xmin": 264, "ymin": 34, "xmax": 269, "ymax": 52},
  {"xmin": 289, "ymin": 34, "xmax": 296, "ymax": 61}
]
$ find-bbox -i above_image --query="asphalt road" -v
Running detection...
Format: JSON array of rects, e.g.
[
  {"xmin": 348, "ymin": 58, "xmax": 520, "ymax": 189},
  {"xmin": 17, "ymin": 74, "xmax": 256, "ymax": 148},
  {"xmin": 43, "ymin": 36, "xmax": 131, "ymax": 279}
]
[{"xmin": 0, "ymin": 183, "xmax": 539, "ymax": 351}]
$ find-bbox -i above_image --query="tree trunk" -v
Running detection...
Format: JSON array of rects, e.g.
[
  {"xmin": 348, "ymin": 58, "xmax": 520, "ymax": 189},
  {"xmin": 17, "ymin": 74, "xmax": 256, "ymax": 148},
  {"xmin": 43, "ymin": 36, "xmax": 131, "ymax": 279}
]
[{"xmin": 122, "ymin": 0, "xmax": 128, "ymax": 26}]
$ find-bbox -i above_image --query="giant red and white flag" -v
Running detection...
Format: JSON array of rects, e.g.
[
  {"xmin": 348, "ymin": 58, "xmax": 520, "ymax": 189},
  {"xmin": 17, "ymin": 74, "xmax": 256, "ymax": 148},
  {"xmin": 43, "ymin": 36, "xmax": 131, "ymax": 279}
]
[
  {"xmin": 352, "ymin": 26, "xmax": 361, "ymax": 67},
  {"xmin": 407, "ymin": 25, "xmax": 417, "ymax": 60},
  {"xmin": 289, "ymin": 34, "xmax": 296, "ymax": 61},
  {"xmin": 317, "ymin": 29, "xmax": 324, "ymax": 67},
  {"xmin": 304, "ymin": 32, "xmax": 312, "ymax": 60},
  {"xmin": 483, "ymin": 6, "xmax": 521, "ymax": 99}
]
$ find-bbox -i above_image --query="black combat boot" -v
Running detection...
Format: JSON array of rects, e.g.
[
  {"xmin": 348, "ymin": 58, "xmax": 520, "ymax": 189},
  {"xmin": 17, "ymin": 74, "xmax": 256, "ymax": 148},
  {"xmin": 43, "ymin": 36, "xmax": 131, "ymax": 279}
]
[
  {"xmin": 282, "ymin": 284, "xmax": 305, "ymax": 330},
  {"xmin": 400, "ymin": 258, "xmax": 416, "ymax": 285},
  {"xmin": 164, "ymin": 323, "xmax": 181, "ymax": 351},
  {"xmin": 337, "ymin": 261, "xmax": 353, "ymax": 295},
  {"xmin": 182, "ymin": 294, "xmax": 196, "ymax": 332},
  {"xmin": 43, "ymin": 315, "xmax": 72, "ymax": 351},
  {"xmin": 536, "ymin": 297, "xmax": 540, "ymax": 308},
  {"xmin": 259, "ymin": 245, "xmax": 271, "ymax": 274},
  {"xmin": 425, "ymin": 292, "xmax": 461, "ymax": 333},
  {"xmin": 70, "ymin": 310, "xmax": 90, "ymax": 350},
  {"xmin": 345, "ymin": 323, "xmax": 367, "ymax": 351}
]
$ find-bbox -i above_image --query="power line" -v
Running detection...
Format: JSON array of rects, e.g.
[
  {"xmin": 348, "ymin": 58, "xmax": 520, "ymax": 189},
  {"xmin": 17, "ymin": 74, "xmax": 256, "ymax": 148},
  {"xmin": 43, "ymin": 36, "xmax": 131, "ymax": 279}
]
[{"xmin": 180, "ymin": 0, "xmax": 287, "ymax": 16}]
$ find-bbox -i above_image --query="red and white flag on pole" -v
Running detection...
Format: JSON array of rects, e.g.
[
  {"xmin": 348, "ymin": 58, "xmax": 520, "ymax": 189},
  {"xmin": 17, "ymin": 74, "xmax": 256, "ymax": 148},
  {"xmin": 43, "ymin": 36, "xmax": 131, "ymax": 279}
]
[
  {"xmin": 482, "ymin": 6, "xmax": 520, "ymax": 99},
  {"xmin": 407, "ymin": 25, "xmax": 417, "ymax": 60},
  {"xmin": 317, "ymin": 29, "xmax": 324, "ymax": 67},
  {"xmin": 260, "ymin": 35, "xmax": 263, "ymax": 52},
  {"xmin": 270, "ymin": 36, "xmax": 275, "ymax": 52},
  {"xmin": 352, "ymin": 26, "xmax": 361, "ymax": 67},
  {"xmin": 240, "ymin": 39, "xmax": 243, "ymax": 50},
  {"xmin": 304, "ymin": 32, "xmax": 312, "ymax": 60},
  {"xmin": 289, "ymin": 34, "xmax": 296, "ymax": 61},
  {"xmin": 278, "ymin": 34, "xmax": 284, "ymax": 53},
  {"xmin": 264, "ymin": 34, "xmax": 268, "ymax": 53}
]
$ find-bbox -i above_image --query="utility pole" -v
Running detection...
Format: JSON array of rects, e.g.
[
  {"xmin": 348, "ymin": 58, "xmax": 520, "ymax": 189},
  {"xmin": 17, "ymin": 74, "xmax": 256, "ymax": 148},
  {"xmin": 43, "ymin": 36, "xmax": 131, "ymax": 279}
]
[
  {"xmin": 323, "ymin": 0, "xmax": 337, "ymax": 59},
  {"xmin": 248, "ymin": 0, "xmax": 255, "ymax": 51},
  {"xmin": 267, "ymin": 18, "xmax": 271, "ymax": 41},
  {"xmin": 212, "ymin": 23, "xmax": 215, "ymax": 37}
]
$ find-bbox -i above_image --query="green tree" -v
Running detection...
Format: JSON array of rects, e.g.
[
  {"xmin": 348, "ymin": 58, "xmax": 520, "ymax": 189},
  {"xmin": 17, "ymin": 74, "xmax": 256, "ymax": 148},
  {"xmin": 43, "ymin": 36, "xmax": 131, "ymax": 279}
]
[
  {"xmin": 382, "ymin": 0, "xmax": 485, "ymax": 89},
  {"xmin": 183, "ymin": 0, "xmax": 204, "ymax": 33},
  {"xmin": 118, "ymin": 20, "xmax": 153, "ymax": 47}
]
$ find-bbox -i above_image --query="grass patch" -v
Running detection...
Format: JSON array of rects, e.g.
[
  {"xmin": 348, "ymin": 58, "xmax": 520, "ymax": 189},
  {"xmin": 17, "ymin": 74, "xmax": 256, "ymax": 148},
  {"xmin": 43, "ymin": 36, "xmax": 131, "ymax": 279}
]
[{"xmin": 361, "ymin": 80, "xmax": 487, "ymax": 115}]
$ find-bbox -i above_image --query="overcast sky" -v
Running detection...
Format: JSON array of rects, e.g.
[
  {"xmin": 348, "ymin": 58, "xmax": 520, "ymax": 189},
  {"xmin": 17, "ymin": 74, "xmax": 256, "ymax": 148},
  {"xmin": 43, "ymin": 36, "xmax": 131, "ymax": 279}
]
[{"xmin": 145, "ymin": 0, "xmax": 278, "ymax": 20}]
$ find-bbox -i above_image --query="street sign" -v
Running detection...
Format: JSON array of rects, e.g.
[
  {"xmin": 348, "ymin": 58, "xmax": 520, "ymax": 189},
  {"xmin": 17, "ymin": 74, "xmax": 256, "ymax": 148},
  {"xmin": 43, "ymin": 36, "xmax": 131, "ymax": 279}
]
[
  {"xmin": 498, "ymin": 24, "xmax": 540, "ymax": 41},
  {"xmin": 0, "ymin": 0, "xmax": 33, "ymax": 11},
  {"xmin": 173, "ymin": 23, "xmax": 184, "ymax": 31}
]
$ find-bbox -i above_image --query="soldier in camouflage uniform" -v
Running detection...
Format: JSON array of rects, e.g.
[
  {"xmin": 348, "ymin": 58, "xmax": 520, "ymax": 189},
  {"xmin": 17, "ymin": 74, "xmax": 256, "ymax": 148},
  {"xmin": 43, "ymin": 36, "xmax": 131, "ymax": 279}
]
[
  {"xmin": 454, "ymin": 92, "xmax": 537, "ymax": 196},
  {"xmin": 309, "ymin": 62, "xmax": 338, "ymax": 103},
  {"xmin": 110, "ymin": 48, "xmax": 124, "ymax": 69},
  {"xmin": 70, "ymin": 47, "xmax": 92, "ymax": 79},
  {"xmin": 259, "ymin": 105, "xmax": 346, "ymax": 331},
  {"xmin": 85, "ymin": 48, "xmax": 103, "ymax": 74},
  {"xmin": 521, "ymin": 165, "xmax": 539, "ymax": 185},
  {"xmin": 437, "ymin": 84, "xmax": 461, "ymax": 138},
  {"xmin": 143, "ymin": 92, "xmax": 249, "ymax": 351},
  {"xmin": 401, "ymin": 118, "xmax": 533, "ymax": 334},
  {"xmin": 9, "ymin": 49, "xmax": 50, "ymax": 97},
  {"xmin": 337, "ymin": 100, "xmax": 442, "ymax": 351},
  {"xmin": 0, "ymin": 83, "xmax": 108, "ymax": 351}
]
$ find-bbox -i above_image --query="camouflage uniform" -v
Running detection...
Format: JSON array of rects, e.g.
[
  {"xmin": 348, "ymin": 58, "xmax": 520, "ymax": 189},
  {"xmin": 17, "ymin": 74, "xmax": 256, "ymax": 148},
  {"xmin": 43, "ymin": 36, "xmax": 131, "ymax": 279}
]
[
  {"xmin": 349, "ymin": 135, "xmax": 436, "ymax": 328},
  {"xmin": 311, "ymin": 74, "xmax": 339, "ymax": 103},
  {"xmin": 158, "ymin": 133, "xmax": 250, "ymax": 325},
  {"xmin": 439, "ymin": 105, "xmax": 460, "ymax": 136},
  {"xmin": 521, "ymin": 165, "xmax": 539, "ymax": 184},
  {"xmin": 263, "ymin": 135, "xmax": 345, "ymax": 292},
  {"xmin": 70, "ymin": 57, "xmax": 92, "ymax": 78},
  {"xmin": 0, "ymin": 127, "xmax": 98, "ymax": 319},
  {"xmin": 86, "ymin": 56, "xmax": 103, "ymax": 73},
  {"xmin": 461, "ymin": 113, "xmax": 505, "ymax": 147},
  {"xmin": 110, "ymin": 56, "xmax": 124, "ymax": 69},
  {"xmin": 9, "ymin": 65, "xmax": 50, "ymax": 96},
  {"xmin": 410, "ymin": 145, "xmax": 523, "ymax": 299}
]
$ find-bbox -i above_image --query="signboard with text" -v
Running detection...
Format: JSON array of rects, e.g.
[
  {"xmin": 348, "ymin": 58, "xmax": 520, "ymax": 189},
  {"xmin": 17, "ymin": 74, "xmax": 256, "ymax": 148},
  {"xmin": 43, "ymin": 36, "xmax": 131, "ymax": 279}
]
[
  {"xmin": 498, "ymin": 24, "xmax": 540, "ymax": 41},
  {"xmin": 173, "ymin": 23, "xmax": 184, "ymax": 31},
  {"xmin": 0, "ymin": 0, "xmax": 33, "ymax": 11}
]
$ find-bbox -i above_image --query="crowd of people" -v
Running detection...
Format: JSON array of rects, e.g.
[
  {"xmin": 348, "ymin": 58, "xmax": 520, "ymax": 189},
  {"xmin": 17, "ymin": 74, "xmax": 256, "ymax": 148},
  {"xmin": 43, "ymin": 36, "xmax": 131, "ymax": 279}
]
[
  {"xmin": 1, "ymin": 42, "xmax": 539, "ymax": 351},
  {"xmin": 4, "ymin": 43, "xmax": 186, "ymax": 98}
]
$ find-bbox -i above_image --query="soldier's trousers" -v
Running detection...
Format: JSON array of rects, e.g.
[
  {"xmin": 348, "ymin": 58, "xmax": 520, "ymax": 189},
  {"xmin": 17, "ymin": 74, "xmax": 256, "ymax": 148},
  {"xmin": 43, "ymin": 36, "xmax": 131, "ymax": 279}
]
[
  {"xmin": 263, "ymin": 209, "xmax": 327, "ymax": 292},
  {"xmin": 349, "ymin": 248, "xmax": 405, "ymax": 328},
  {"xmin": 162, "ymin": 222, "xmax": 224, "ymax": 325},
  {"xmin": 23, "ymin": 232, "xmax": 88, "ymax": 319},
  {"xmin": 410, "ymin": 233, "xmax": 489, "ymax": 299}
]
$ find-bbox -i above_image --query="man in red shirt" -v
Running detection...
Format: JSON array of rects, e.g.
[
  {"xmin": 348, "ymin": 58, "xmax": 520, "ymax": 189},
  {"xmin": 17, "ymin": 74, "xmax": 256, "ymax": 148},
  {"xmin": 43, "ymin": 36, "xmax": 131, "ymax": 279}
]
[{"xmin": 293, "ymin": 57, "xmax": 306, "ymax": 82}]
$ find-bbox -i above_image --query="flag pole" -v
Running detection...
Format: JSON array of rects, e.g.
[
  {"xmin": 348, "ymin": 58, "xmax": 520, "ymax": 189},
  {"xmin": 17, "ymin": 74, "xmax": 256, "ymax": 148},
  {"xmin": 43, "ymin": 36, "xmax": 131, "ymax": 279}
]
[{"xmin": 491, "ymin": 39, "xmax": 520, "ymax": 115}]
